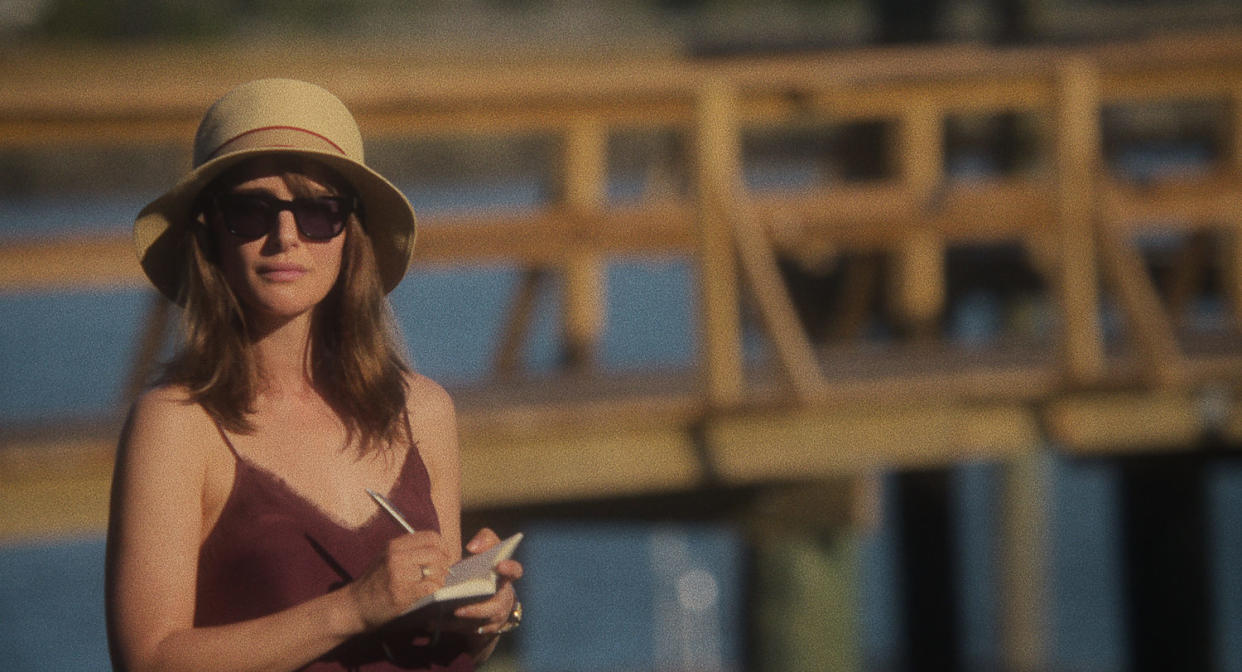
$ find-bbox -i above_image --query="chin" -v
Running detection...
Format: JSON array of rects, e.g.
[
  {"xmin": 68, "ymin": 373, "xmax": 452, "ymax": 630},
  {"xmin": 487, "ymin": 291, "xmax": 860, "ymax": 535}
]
[{"xmin": 243, "ymin": 289, "xmax": 329, "ymax": 322}]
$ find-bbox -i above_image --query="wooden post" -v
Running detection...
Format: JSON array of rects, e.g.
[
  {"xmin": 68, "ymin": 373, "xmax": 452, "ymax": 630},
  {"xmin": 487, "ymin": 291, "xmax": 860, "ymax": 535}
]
[
  {"xmin": 891, "ymin": 104, "xmax": 956, "ymax": 672},
  {"xmin": 750, "ymin": 531, "xmax": 861, "ymax": 672},
  {"xmin": 694, "ymin": 80, "xmax": 745, "ymax": 408},
  {"xmin": 999, "ymin": 450, "xmax": 1050, "ymax": 672},
  {"xmin": 561, "ymin": 118, "xmax": 608, "ymax": 372},
  {"xmin": 1054, "ymin": 58, "xmax": 1105, "ymax": 384},
  {"xmin": 892, "ymin": 100, "xmax": 945, "ymax": 337},
  {"xmin": 745, "ymin": 480, "xmax": 864, "ymax": 672},
  {"xmin": 1119, "ymin": 453, "xmax": 1215, "ymax": 672},
  {"xmin": 894, "ymin": 467, "xmax": 961, "ymax": 671}
]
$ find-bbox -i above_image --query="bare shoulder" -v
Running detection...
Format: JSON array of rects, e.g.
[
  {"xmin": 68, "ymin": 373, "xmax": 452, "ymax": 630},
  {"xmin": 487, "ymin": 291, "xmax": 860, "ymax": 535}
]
[
  {"xmin": 403, "ymin": 372, "xmax": 456, "ymax": 423},
  {"xmin": 402, "ymin": 372, "xmax": 458, "ymax": 459},
  {"xmin": 130, "ymin": 383, "xmax": 197, "ymax": 418},
  {"xmin": 119, "ymin": 384, "xmax": 217, "ymax": 470},
  {"xmin": 127, "ymin": 384, "xmax": 209, "ymax": 435}
]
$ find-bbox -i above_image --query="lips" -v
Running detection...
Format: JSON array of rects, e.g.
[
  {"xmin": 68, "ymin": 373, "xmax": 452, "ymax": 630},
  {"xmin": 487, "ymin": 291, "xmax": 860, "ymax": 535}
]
[{"xmin": 256, "ymin": 262, "xmax": 308, "ymax": 282}]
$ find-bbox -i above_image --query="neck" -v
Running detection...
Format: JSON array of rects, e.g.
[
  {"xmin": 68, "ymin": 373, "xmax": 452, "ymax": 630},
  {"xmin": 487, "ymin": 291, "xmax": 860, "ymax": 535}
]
[{"xmin": 248, "ymin": 310, "xmax": 317, "ymax": 399}]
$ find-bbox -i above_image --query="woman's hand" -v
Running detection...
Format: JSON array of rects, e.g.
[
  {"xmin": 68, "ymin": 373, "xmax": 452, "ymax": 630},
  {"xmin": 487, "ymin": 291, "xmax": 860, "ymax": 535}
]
[
  {"xmin": 445, "ymin": 528, "xmax": 525, "ymax": 637},
  {"xmin": 349, "ymin": 531, "xmax": 452, "ymax": 631}
]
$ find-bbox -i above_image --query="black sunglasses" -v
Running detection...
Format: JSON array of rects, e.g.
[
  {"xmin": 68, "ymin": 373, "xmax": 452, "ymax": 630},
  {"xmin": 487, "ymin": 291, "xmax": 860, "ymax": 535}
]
[{"xmin": 209, "ymin": 192, "xmax": 358, "ymax": 241}]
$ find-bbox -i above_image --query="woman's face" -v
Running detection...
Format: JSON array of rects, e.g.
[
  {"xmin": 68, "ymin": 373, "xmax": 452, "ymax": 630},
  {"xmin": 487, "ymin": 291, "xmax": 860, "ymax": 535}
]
[{"xmin": 209, "ymin": 159, "xmax": 349, "ymax": 328}]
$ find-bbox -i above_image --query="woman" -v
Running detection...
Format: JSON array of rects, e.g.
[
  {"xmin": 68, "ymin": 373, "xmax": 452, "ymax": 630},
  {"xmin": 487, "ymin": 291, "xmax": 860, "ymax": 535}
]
[{"xmin": 106, "ymin": 78, "xmax": 522, "ymax": 671}]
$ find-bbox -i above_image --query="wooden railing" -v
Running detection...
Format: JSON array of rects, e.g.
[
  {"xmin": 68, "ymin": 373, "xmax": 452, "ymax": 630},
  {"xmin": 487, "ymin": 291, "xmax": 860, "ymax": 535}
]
[{"xmin": 5, "ymin": 34, "xmax": 1242, "ymax": 404}]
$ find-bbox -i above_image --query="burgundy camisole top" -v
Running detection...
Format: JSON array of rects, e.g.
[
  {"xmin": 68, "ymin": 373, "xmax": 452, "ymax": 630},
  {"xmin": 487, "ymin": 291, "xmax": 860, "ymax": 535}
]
[{"xmin": 195, "ymin": 425, "xmax": 474, "ymax": 671}]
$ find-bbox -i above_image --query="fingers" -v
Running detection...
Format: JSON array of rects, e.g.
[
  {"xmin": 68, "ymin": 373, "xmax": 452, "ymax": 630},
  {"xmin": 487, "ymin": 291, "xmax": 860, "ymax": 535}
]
[
  {"xmin": 494, "ymin": 558, "xmax": 524, "ymax": 581},
  {"xmin": 352, "ymin": 532, "xmax": 451, "ymax": 630},
  {"xmin": 425, "ymin": 528, "xmax": 525, "ymax": 636},
  {"xmin": 389, "ymin": 533, "xmax": 452, "ymax": 574},
  {"xmin": 453, "ymin": 557, "xmax": 522, "ymax": 634},
  {"xmin": 464, "ymin": 527, "xmax": 500, "ymax": 554},
  {"xmin": 453, "ymin": 584, "xmax": 518, "ymax": 634},
  {"xmin": 389, "ymin": 530, "xmax": 448, "ymax": 555},
  {"xmin": 389, "ymin": 533, "xmax": 453, "ymax": 590}
]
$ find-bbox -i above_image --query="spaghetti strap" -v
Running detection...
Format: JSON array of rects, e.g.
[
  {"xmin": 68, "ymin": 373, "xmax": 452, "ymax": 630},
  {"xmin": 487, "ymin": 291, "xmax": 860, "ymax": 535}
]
[
  {"xmin": 210, "ymin": 416, "xmax": 243, "ymax": 462},
  {"xmin": 401, "ymin": 407, "xmax": 415, "ymax": 450}
]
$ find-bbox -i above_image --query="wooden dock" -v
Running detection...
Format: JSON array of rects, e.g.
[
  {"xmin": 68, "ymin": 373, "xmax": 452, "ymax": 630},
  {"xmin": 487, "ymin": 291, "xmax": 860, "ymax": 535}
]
[{"xmin": 5, "ymin": 31, "xmax": 1242, "ymax": 668}]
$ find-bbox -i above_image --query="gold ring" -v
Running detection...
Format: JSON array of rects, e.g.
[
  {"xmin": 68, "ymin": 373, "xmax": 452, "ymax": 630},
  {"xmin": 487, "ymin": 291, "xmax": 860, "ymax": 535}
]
[{"xmin": 496, "ymin": 601, "xmax": 522, "ymax": 634}]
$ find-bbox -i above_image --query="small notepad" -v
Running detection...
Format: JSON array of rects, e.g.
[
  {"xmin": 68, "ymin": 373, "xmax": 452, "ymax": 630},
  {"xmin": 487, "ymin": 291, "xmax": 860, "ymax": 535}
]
[{"xmin": 403, "ymin": 533, "xmax": 524, "ymax": 614}]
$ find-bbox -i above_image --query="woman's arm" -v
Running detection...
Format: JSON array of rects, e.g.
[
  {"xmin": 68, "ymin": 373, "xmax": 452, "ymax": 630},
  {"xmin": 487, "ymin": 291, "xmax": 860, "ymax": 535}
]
[
  {"xmin": 404, "ymin": 374, "xmax": 463, "ymax": 564},
  {"xmin": 105, "ymin": 388, "xmax": 445, "ymax": 672},
  {"xmin": 404, "ymin": 374, "xmax": 524, "ymax": 663}
]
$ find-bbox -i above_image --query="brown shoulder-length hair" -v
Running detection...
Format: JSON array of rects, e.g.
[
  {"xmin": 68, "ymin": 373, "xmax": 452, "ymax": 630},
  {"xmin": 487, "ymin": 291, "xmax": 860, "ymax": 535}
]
[{"xmin": 160, "ymin": 160, "xmax": 411, "ymax": 454}]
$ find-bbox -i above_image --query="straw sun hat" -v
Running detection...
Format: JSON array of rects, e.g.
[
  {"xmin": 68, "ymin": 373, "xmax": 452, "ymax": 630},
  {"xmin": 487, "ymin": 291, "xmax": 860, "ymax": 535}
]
[{"xmin": 134, "ymin": 78, "xmax": 417, "ymax": 302}]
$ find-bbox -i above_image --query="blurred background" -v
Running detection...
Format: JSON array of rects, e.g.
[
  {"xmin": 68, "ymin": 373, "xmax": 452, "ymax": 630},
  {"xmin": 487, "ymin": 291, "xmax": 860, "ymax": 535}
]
[{"xmin": 5, "ymin": 1, "xmax": 1242, "ymax": 670}]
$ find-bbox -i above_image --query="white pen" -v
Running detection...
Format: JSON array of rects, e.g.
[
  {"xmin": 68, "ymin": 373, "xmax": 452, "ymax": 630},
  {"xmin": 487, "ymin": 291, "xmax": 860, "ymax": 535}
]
[{"xmin": 366, "ymin": 488, "xmax": 417, "ymax": 534}]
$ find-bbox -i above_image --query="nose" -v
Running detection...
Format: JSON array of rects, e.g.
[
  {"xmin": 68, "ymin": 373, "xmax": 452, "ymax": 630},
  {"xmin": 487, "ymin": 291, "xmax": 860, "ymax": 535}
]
[{"xmin": 269, "ymin": 209, "xmax": 300, "ymax": 250}]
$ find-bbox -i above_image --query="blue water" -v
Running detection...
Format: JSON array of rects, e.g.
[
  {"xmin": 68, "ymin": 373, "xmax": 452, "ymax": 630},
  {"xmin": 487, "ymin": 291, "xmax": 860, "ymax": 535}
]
[
  {"xmin": 0, "ymin": 537, "xmax": 109, "ymax": 670},
  {"xmin": 518, "ymin": 523, "xmax": 744, "ymax": 672}
]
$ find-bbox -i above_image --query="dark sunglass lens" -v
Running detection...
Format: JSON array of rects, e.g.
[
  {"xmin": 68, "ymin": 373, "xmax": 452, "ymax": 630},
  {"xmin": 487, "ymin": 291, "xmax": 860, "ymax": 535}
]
[
  {"xmin": 213, "ymin": 194, "xmax": 349, "ymax": 240},
  {"xmin": 293, "ymin": 198, "xmax": 349, "ymax": 239},
  {"xmin": 217, "ymin": 195, "xmax": 272, "ymax": 239}
]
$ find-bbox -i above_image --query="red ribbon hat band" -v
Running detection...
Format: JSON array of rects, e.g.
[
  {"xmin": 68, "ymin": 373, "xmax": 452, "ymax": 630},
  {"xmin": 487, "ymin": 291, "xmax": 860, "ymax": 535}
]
[{"xmin": 205, "ymin": 125, "xmax": 351, "ymax": 162}]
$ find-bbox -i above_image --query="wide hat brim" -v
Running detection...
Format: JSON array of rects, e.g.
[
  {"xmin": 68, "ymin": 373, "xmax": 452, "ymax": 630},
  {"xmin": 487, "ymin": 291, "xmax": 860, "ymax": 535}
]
[{"xmin": 134, "ymin": 146, "xmax": 416, "ymax": 303}]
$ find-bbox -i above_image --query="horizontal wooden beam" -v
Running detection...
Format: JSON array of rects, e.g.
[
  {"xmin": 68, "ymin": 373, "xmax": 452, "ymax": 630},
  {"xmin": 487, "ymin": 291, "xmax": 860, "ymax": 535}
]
[
  {"xmin": 5, "ymin": 377, "xmax": 1242, "ymax": 544},
  {"xmin": 0, "ymin": 235, "xmax": 144, "ymax": 292},
  {"xmin": 5, "ymin": 32, "xmax": 1242, "ymax": 146},
  {"xmin": 0, "ymin": 177, "xmax": 1094, "ymax": 292},
  {"xmin": 0, "ymin": 433, "xmax": 117, "ymax": 543},
  {"xmin": 462, "ymin": 426, "xmax": 702, "ymax": 508},
  {"xmin": 1045, "ymin": 391, "xmax": 1204, "ymax": 453},
  {"xmin": 1102, "ymin": 172, "xmax": 1242, "ymax": 228},
  {"xmin": 708, "ymin": 402, "xmax": 1041, "ymax": 481}
]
